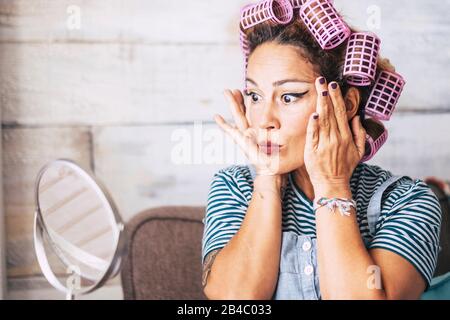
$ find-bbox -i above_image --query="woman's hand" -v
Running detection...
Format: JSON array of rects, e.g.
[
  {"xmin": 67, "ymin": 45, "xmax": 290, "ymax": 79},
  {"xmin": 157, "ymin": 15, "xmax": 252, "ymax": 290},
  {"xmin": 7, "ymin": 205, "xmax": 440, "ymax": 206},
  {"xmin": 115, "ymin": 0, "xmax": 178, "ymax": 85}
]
[
  {"xmin": 304, "ymin": 77, "xmax": 367, "ymax": 191},
  {"xmin": 214, "ymin": 89, "xmax": 284, "ymax": 178}
]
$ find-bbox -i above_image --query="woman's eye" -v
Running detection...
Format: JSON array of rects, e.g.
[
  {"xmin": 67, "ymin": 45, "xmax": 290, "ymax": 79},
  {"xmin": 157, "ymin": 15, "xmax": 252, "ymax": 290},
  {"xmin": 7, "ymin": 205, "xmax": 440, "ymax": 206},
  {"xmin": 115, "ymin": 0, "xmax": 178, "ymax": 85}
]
[
  {"xmin": 245, "ymin": 91, "xmax": 261, "ymax": 103},
  {"xmin": 282, "ymin": 95, "xmax": 294, "ymax": 103},
  {"xmin": 281, "ymin": 92, "xmax": 308, "ymax": 104},
  {"xmin": 251, "ymin": 93, "xmax": 260, "ymax": 103}
]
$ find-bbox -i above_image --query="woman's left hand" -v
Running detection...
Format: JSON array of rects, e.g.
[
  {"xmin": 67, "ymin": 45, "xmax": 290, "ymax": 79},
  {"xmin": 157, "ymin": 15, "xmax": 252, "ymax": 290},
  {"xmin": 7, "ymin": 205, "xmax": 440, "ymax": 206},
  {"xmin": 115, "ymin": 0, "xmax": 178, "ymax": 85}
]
[{"xmin": 304, "ymin": 76, "xmax": 367, "ymax": 191}]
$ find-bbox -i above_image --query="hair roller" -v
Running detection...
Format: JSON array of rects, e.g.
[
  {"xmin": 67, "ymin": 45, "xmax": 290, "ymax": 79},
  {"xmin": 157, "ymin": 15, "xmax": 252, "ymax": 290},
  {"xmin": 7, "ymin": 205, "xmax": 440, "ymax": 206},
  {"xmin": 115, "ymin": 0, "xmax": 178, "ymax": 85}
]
[
  {"xmin": 289, "ymin": 0, "xmax": 333, "ymax": 9},
  {"xmin": 239, "ymin": 27, "xmax": 251, "ymax": 65},
  {"xmin": 240, "ymin": 0, "xmax": 294, "ymax": 30},
  {"xmin": 299, "ymin": 0, "xmax": 350, "ymax": 50},
  {"xmin": 289, "ymin": 0, "xmax": 305, "ymax": 10},
  {"xmin": 343, "ymin": 32, "xmax": 381, "ymax": 86},
  {"xmin": 240, "ymin": 28, "xmax": 251, "ymax": 89},
  {"xmin": 364, "ymin": 71, "xmax": 406, "ymax": 121},
  {"xmin": 240, "ymin": 4, "xmax": 253, "ymax": 89},
  {"xmin": 360, "ymin": 119, "xmax": 388, "ymax": 163}
]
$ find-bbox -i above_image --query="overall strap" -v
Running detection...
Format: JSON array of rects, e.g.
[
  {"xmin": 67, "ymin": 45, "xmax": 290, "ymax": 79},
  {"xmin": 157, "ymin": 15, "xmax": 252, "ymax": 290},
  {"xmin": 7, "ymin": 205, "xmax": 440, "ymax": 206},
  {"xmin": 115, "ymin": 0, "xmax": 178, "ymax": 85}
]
[{"xmin": 366, "ymin": 175, "xmax": 405, "ymax": 236}]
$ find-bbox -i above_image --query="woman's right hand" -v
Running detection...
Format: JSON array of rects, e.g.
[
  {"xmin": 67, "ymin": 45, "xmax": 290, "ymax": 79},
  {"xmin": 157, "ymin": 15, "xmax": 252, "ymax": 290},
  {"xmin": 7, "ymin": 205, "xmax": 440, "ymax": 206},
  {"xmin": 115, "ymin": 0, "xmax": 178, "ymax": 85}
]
[{"xmin": 214, "ymin": 88, "xmax": 282, "ymax": 176}]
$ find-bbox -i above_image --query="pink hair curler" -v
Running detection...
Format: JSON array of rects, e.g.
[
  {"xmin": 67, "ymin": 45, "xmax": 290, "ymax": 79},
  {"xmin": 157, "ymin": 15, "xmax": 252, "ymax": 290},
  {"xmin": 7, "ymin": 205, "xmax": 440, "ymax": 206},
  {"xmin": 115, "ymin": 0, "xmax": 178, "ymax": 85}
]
[
  {"xmin": 239, "ymin": 27, "xmax": 251, "ymax": 90},
  {"xmin": 240, "ymin": 0, "xmax": 294, "ymax": 30},
  {"xmin": 289, "ymin": 0, "xmax": 305, "ymax": 9},
  {"xmin": 343, "ymin": 32, "xmax": 381, "ymax": 86},
  {"xmin": 239, "ymin": 4, "xmax": 252, "ymax": 67},
  {"xmin": 299, "ymin": 0, "xmax": 350, "ymax": 50},
  {"xmin": 360, "ymin": 120, "xmax": 388, "ymax": 163},
  {"xmin": 364, "ymin": 71, "xmax": 406, "ymax": 121},
  {"xmin": 240, "ymin": 28, "xmax": 251, "ymax": 67},
  {"xmin": 240, "ymin": 4, "xmax": 253, "ymax": 90},
  {"xmin": 239, "ymin": 29, "xmax": 251, "ymax": 57},
  {"xmin": 289, "ymin": 0, "xmax": 333, "ymax": 9}
]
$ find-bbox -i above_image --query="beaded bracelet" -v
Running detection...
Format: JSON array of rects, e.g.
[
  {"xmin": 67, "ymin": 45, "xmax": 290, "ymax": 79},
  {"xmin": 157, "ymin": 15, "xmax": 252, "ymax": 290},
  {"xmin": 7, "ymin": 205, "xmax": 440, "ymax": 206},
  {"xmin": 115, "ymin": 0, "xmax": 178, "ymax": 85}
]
[{"xmin": 313, "ymin": 197, "xmax": 357, "ymax": 216}]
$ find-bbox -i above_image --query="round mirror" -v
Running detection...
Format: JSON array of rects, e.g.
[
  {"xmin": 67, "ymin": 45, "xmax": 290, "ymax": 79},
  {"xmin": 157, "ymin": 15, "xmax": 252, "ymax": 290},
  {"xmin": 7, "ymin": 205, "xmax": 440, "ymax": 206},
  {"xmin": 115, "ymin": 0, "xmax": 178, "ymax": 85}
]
[{"xmin": 33, "ymin": 159, "xmax": 127, "ymax": 299}]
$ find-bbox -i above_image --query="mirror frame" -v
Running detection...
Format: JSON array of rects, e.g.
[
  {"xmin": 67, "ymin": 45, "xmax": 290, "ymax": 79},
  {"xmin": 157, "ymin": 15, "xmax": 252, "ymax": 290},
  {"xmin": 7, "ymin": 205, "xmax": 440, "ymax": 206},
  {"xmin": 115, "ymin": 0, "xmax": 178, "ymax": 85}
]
[{"xmin": 33, "ymin": 158, "xmax": 128, "ymax": 299}]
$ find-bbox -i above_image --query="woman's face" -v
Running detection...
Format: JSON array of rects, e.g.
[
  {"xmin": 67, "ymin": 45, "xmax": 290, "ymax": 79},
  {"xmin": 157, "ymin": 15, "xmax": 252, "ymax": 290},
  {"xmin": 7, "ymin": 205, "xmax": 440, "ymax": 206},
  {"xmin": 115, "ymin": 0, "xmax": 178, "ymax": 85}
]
[{"xmin": 244, "ymin": 41, "xmax": 321, "ymax": 174}]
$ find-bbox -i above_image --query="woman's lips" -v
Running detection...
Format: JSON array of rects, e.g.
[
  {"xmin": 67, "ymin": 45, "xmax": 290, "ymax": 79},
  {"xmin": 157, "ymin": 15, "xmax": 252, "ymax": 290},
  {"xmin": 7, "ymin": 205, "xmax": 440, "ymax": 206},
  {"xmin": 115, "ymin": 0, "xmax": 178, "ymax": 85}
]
[{"xmin": 258, "ymin": 142, "xmax": 282, "ymax": 155}]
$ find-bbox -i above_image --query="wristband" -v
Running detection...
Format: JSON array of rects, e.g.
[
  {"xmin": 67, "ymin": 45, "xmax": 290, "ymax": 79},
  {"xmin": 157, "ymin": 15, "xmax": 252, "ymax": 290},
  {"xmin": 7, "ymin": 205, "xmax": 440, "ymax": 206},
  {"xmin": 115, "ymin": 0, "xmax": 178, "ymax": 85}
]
[{"xmin": 313, "ymin": 197, "xmax": 356, "ymax": 216}]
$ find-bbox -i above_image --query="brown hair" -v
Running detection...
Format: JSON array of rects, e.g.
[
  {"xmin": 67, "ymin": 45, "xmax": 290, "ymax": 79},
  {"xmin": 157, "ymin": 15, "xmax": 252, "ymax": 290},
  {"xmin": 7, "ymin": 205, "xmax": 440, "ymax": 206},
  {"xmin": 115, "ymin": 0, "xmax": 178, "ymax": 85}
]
[{"xmin": 242, "ymin": 18, "xmax": 395, "ymax": 137}]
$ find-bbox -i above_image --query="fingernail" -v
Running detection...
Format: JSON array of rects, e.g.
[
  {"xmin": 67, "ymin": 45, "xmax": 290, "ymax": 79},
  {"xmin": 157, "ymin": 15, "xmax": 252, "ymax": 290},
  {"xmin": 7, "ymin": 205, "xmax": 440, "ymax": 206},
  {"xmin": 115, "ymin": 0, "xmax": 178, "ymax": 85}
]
[
  {"xmin": 331, "ymin": 83, "xmax": 338, "ymax": 90},
  {"xmin": 313, "ymin": 113, "xmax": 319, "ymax": 120},
  {"xmin": 322, "ymin": 91, "xmax": 328, "ymax": 96},
  {"xmin": 319, "ymin": 77, "xmax": 325, "ymax": 85}
]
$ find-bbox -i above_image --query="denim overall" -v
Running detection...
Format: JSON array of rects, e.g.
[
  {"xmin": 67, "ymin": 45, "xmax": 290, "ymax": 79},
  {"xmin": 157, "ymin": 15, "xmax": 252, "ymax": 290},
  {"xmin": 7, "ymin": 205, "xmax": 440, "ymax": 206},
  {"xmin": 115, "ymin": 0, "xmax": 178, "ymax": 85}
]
[{"xmin": 248, "ymin": 166, "xmax": 406, "ymax": 299}]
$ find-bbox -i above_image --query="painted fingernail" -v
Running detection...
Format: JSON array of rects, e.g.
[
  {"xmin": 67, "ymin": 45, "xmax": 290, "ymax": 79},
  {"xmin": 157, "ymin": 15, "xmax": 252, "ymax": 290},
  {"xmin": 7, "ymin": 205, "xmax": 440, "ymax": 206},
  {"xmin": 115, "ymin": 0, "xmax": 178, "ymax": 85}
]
[
  {"xmin": 331, "ymin": 83, "xmax": 338, "ymax": 89},
  {"xmin": 322, "ymin": 91, "xmax": 328, "ymax": 96},
  {"xmin": 319, "ymin": 77, "xmax": 326, "ymax": 84},
  {"xmin": 313, "ymin": 113, "xmax": 319, "ymax": 120}
]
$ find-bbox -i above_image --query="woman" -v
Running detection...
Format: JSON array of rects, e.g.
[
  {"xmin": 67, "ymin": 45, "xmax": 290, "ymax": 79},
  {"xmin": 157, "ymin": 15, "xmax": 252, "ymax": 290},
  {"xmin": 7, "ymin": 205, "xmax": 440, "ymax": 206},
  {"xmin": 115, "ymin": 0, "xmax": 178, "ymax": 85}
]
[{"xmin": 201, "ymin": 6, "xmax": 442, "ymax": 300}]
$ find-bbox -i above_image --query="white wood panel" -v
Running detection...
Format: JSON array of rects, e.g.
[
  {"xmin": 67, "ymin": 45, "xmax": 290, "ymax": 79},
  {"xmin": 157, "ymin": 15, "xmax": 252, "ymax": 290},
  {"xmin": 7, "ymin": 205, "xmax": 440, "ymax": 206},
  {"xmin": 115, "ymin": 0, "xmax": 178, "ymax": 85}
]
[
  {"xmin": 0, "ymin": 43, "xmax": 242, "ymax": 126},
  {"xmin": 366, "ymin": 113, "xmax": 450, "ymax": 179},
  {"xmin": 0, "ymin": 0, "xmax": 248, "ymax": 43}
]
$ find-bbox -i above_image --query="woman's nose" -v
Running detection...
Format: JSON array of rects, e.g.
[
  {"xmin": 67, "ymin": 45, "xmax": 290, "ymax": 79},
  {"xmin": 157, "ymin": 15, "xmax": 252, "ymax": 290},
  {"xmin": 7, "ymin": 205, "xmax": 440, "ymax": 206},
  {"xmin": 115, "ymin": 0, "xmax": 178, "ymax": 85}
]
[{"xmin": 258, "ymin": 103, "xmax": 280, "ymax": 130}]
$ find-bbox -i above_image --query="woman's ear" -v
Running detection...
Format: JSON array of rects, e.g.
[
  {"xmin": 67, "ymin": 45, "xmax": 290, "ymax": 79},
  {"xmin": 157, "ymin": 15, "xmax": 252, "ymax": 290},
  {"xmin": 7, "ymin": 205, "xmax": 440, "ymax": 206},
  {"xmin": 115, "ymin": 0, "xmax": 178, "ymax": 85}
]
[{"xmin": 344, "ymin": 87, "xmax": 361, "ymax": 119}]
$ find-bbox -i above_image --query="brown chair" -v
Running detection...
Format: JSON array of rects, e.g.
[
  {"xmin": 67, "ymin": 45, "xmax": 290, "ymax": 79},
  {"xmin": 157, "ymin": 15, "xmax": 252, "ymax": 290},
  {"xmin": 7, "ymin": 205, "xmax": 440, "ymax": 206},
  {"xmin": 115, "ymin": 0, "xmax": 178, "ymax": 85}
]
[{"xmin": 121, "ymin": 206, "xmax": 207, "ymax": 300}]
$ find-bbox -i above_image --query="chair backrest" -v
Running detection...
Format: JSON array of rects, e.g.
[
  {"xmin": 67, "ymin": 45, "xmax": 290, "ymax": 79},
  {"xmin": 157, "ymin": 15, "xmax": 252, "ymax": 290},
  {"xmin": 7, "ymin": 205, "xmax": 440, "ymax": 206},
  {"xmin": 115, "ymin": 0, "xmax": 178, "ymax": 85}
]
[{"xmin": 121, "ymin": 206, "xmax": 207, "ymax": 300}]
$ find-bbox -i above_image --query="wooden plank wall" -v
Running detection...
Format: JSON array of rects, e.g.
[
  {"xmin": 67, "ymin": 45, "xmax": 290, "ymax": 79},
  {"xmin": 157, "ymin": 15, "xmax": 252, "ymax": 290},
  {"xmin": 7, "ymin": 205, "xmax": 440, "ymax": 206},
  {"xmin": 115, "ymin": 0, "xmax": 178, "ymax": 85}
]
[{"xmin": 1, "ymin": 0, "xmax": 449, "ymax": 299}]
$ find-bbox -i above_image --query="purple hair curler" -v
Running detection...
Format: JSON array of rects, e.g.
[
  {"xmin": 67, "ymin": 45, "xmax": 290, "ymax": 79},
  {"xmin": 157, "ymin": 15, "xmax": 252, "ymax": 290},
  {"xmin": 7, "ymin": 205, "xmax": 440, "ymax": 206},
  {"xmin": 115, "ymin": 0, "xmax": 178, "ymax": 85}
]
[
  {"xmin": 240, "ymin": 29, "xmax": 250, "ymax": 89},
  {"xmin": 289, "ymin": 0, "xmax": 305, "ymax": 9},
  {"xmin": 289, "ymin": 0, "xmax": 333, "ymax": 8},
  {"xmin": 360, "ymin": 120, "xmax": 388, "ymax": 163},
  {"xmin": 299, "ymin": 0, "xmax": 350, "ymax": 50},
  {"xmin": 240, "ymin": 4, "xmax": 253, "ymax": 90},
  {"xmin": 343, "ymin": 32, "xmax": 381, "ymax": 86},
  {"xmin": 240, "ymin": 28, "xmax": 250, "ymax": 68},
  {"xmin": 240, "ymin": 0, "xmax": 294, "ymax": 30},
  {"xmin": 364, "ymin": 70, "xmax": 406, "ymax": 121}
]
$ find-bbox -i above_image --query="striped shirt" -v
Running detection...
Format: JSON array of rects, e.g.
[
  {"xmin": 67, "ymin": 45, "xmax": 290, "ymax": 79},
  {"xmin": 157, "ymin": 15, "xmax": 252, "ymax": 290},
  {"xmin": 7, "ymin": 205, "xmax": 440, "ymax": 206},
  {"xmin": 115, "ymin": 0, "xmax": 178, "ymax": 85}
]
[{"xmin": 201, "ymin": 162, "xmax": 442, "ymax": 287}]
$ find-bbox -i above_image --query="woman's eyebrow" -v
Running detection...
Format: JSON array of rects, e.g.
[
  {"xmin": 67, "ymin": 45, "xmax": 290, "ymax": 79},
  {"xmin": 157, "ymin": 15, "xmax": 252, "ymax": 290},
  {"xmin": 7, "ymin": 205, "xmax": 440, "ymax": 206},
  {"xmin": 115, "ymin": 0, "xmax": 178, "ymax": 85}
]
[
  {"xmin": 273, "ymin": 79, "xmax": 310, "ymax": 87},
  {"xmin": 245, "ymin": 78, "xmax": 258, "ymax": 86},
  {"xmin": 245, "ymin": 77, "xmax": 310, "ymax": 87}
]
